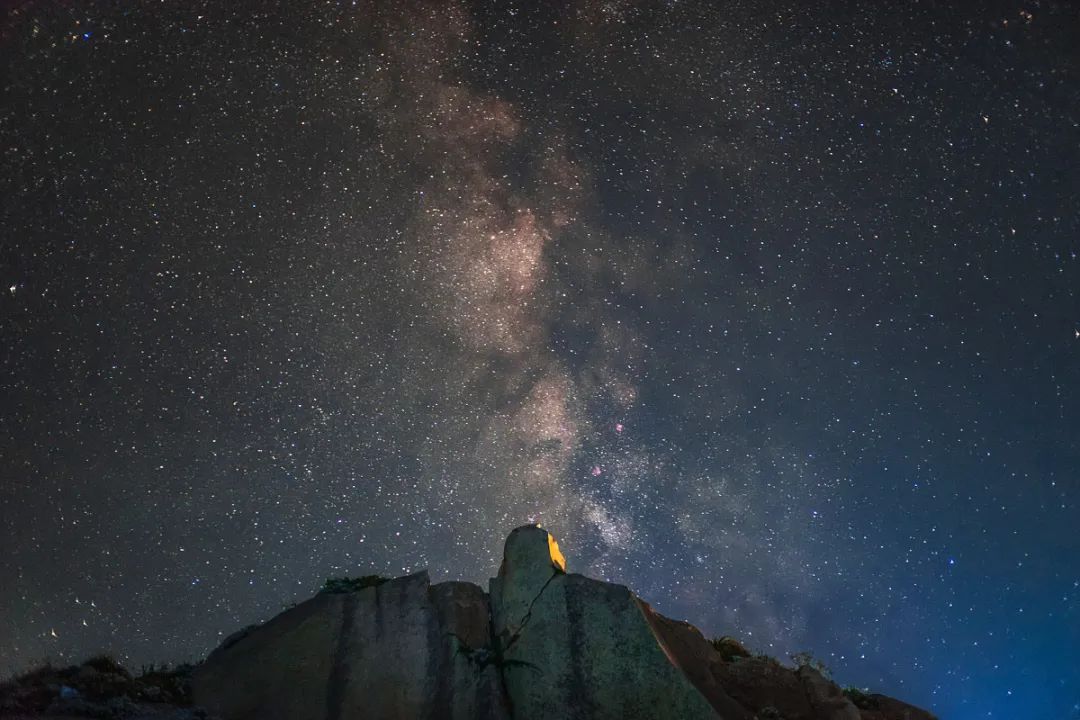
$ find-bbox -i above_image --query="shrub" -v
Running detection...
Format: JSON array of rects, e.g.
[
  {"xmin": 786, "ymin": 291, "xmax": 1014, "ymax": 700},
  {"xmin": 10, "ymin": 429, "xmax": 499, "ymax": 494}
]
[
  {"xmin": 756, "ymin": 653, "xmax": 784, "ymax": 667},
  {"xmin": 709, "ymin": 636, "xmax": 752, "ymax": 661},
  {"xmin": 843, "ymin": 686, "xmax": 873, "ymax": 709},
  {"xmin": 790, "ymin": 650, "xmax": 831, "ymax": 679},
  {"xmin": 83, "ymin": 654, "xmax": 128, "ymax": 676},
  {"xmin": 320, "ymin": 575, "xmax": 387, "ymax": 594}
]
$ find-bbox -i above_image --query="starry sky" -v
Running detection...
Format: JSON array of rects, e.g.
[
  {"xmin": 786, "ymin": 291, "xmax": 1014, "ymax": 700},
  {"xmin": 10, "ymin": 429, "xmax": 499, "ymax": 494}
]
[{"xmin": 1, "ymin": 1, "xmax": 1078, "ymax": 717}]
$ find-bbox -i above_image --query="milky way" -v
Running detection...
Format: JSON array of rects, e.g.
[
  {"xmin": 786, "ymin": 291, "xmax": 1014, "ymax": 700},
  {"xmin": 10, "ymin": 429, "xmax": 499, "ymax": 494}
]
[{"xmin": 2, "ymin": 2, "xmax": 1079, "ymax": 718}]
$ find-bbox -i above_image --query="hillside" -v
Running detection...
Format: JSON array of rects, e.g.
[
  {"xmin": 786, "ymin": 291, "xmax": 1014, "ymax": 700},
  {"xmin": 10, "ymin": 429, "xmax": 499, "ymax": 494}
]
[{"xmin": 1, "ymin": 527, "xmax": 935, "ymax": 720}]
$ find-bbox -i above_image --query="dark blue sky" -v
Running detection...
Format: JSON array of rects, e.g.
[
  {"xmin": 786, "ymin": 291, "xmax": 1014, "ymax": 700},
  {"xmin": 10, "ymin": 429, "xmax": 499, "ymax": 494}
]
[{"xmin": 2, "ymin": 1, "xmax": 1077, "ymax": 718}]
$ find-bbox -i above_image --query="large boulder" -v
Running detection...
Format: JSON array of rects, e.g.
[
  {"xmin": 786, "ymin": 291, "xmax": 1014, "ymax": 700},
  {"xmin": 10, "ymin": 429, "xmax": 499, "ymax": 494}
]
[
  {"xmin": 488, "ymin": 525, "xmax": 744, "ymax": 720},
  {"xmin": 191, "ymin": 572, "xmax": 508, "ymax": 720}
]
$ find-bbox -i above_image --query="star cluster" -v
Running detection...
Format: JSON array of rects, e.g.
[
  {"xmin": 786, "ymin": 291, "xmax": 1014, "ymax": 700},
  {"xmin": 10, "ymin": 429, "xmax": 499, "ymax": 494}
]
[{"xmin": 1, "ymin": 1, "xmax": 1078, "ymax": 717}]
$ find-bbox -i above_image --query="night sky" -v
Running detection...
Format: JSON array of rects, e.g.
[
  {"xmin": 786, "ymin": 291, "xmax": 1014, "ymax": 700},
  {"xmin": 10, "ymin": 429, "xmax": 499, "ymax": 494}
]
[{"xmin": 1, "ymin": 1, "xmax": 1078, "ymax": 717}]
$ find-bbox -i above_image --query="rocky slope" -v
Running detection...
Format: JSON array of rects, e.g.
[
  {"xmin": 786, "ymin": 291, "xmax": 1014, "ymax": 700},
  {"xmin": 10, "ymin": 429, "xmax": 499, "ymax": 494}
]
[
  {"xmin": 0, "ymin": 656, "xmax": 210, "ymax": 719},
  {"xmin": 1, "ymin": 526, "xmax": 936, "ymax": 720}
]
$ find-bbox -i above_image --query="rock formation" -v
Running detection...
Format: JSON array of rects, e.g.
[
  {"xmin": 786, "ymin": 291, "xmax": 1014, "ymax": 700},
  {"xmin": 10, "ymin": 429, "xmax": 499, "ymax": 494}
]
[
  {"xmin": 192, "ymin": 574, "xmax": 507, "ymax": 720},
  {"xmin": 189, "ymin": 526, "xmax": 936, "ymax": 720}
]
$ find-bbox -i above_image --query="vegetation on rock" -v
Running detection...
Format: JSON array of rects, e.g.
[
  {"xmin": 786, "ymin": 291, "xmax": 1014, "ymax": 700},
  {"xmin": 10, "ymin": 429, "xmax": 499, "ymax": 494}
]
[
  {"xmin": 319, "ymin": 575, "xmax": 388, "ymax": 593},
  {"xmin": 790, "ymin": 650, "xmax": 832, "ymax": 678},
  {"xmin": 0, "ymin": 655, "xmax": 198, "ymax": 716},
  {"xmin": 707, "ymin": 635, "xmax": 906, "ymax": 714},
  {"xmin": 709, "ymin": 635, "xmax": 752, "ymax": 661},
  {"xmin": 844, "ymin": 685, "xmax": 873, "ymax": 708}
]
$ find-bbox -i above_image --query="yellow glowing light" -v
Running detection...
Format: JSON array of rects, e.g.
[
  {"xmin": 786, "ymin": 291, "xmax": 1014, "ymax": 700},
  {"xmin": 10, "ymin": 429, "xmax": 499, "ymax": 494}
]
[{"xmin": 547, "ymin": 532, "xmax": 566, "ymax": 572}]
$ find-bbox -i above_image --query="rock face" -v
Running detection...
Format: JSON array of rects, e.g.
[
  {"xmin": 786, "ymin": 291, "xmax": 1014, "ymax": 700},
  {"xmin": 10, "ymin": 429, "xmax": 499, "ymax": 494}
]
[
  {"xmin": 191, "ymin": 526, "xmax": 936, "ymax": 720},
  {"xmin": 488, "ymin": 525, "xmax": 742, "ymax": 720},
  {"xmin": 193, "ymin": 573, "xmax": 508, "ymax": 720}
]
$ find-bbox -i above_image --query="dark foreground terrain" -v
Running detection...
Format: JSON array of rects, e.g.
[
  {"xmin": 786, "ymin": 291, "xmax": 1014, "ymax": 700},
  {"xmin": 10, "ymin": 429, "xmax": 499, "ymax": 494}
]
[{"xmin": 2, "ymin": 528, "xmax": 936, "ymax": 720}]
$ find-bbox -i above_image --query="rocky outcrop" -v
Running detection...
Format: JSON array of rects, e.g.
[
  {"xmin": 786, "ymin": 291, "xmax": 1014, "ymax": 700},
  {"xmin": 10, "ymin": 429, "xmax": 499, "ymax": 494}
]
[
  {"xmin": 638, "ymin": 603, "xmax": 757, "ymax": 718},
  {"xmin": 187, "ymin": 526, "xmax": 936, "ymax": 720},
  {"xmin": 192, "ymin": 573, "xmax": 508, "ymax": 720},
  {"xmin": 851, "ymin": 694, "xmax": 938, "ymax": 720},
  {"xmin": 798, "ymin": 666, "xmax": 861, "ymax": 720},
  {"xmin": 489, "ymin": 525, "xmax": 743, "ymax": 720}
]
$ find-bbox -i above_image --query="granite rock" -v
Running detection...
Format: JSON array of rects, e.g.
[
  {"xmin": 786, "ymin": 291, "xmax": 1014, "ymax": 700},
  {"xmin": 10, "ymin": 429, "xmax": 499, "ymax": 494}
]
[
  {"xmin": 187, "ymin": 526, "xmax": 937, "ymax": 720},
  {"xmin": 192, "ymin": 573, "xmax": 508, "ymax": 720}
]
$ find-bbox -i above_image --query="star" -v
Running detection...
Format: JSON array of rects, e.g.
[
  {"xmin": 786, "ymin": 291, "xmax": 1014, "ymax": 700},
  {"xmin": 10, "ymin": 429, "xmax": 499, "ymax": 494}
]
[{"xmin": 0, "ymin": 3, "xmax": 1075, "ymax": 717}]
